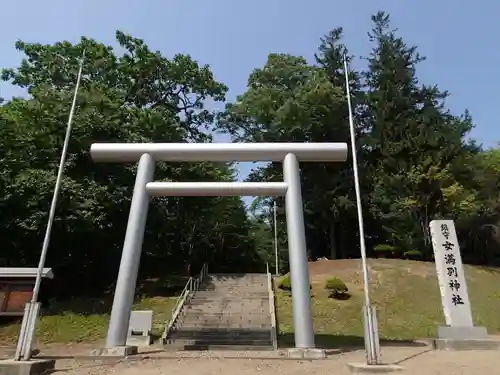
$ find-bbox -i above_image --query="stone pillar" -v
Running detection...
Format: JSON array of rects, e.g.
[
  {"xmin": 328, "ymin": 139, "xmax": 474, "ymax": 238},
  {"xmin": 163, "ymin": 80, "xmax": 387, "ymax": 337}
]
[
  {"xmin": 283, "ymin": 153, "xmax": 315, "ymax": 348},
  {"xmin": 106, "ymin": 153, "xmax": 155, "ymax": 348}
]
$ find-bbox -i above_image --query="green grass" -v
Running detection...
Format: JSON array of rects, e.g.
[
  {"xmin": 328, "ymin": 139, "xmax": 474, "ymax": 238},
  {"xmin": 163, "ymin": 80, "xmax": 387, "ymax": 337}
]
[
  {"xmin": 2, "ymin": 259, "xmax": 499, "ymax": 347},
  {"xmin": 276, "ymin": 259, "xmax": 500, "ymax": 347},
  {"xmin": 0, "ymin": 296, "xmax": 177, "ymax": 344}
]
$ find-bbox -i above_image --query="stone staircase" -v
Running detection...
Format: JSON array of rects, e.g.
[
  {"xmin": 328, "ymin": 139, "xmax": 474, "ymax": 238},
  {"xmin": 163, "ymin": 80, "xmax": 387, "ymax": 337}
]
[{"xmin": 164, "ymin": 273, "xmax": 274, "ymax": 350}]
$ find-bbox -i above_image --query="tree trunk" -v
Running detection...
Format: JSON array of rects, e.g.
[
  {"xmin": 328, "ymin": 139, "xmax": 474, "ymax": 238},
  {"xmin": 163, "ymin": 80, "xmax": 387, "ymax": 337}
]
[{"xmin": 329, "ymin": 221, "xmax": 337, "ymax": 259}]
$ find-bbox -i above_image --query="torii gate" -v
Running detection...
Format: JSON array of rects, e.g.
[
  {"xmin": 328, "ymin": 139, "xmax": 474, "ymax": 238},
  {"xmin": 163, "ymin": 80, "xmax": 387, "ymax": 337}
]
[{"xmin": 90, "ymin": 142, "xmax": 347, "ymax": 350}]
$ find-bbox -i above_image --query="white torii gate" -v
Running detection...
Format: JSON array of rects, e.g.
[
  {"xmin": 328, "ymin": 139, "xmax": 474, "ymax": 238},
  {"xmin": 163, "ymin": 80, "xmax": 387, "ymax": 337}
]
[{"xmin": 90, "ymin": 142, "xmax": 348, "ymax": 350}]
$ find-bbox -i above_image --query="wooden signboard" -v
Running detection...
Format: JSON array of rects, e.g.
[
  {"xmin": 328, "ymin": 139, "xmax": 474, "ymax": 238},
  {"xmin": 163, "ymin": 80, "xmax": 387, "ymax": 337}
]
[{"xmin": 0, "ymin": 268, "xmax": 54, "ymax": 317}]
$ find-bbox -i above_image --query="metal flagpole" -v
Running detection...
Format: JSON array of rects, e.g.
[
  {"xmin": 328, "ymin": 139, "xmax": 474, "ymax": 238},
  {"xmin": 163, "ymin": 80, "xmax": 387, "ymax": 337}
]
[
  {"xmin": 31, "ymin": 48, "xmax": 86, "ymax": 305},
  {"xmin": 342, "ymin": 54, "xmax": 380, "ymax": 364},
  {"xmin": 273, "ymin": 201, "xmax": 279, "ymax": 275},
  {"xmin": 14, "ymin": 50, "xmax": 86, "ymax": 361}
]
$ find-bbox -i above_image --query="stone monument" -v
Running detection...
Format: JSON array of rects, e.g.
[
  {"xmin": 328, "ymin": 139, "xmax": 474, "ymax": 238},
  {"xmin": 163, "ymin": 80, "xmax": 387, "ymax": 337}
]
[{"xmin": 429, "ymin": 219, "xmax": 498, "ymax": 350}]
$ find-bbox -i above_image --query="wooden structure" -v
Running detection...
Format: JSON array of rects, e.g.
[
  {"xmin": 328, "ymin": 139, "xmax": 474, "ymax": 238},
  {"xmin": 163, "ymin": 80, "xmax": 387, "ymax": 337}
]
[{"xmin": 0, "ymin": 268, "xmax": 54, "ymax": 317}]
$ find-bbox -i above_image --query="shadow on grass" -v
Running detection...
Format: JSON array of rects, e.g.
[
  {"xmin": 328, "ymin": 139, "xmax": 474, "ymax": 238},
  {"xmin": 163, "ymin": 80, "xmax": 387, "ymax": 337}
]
[
  {"xmin": 40, "ymin": 296, "xmax": 114, "ymax": 316},
  {"xmin": 474, "ymin": 265, "xmax": 500, "ymax": 275},
  {"xmin": 279, "ymin": 333, "xmax": 428, "ymax": 352},
  {"xmin": 136, "ymin": 275, "xmax": 190, "ymax": 297},
  {"xmin": 21, "ymin": 275, "xmax": 190, "ymax": 318},
  {"xmin": 38, "ymin": 272, "xmax": 263, "ymax": 317}
]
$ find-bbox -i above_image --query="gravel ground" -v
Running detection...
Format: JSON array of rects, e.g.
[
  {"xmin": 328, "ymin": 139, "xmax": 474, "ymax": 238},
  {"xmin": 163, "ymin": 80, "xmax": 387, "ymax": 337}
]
[{"xmin": 47, "ymin": 346, "xmax": 499, "ymax": 375}]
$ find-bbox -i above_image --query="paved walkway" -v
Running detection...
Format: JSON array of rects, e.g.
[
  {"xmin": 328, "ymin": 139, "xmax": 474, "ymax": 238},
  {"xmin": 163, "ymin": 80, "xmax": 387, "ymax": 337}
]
[{"xmin": 49, "ymin": 346, "xmax": 497, "ymax": 375}]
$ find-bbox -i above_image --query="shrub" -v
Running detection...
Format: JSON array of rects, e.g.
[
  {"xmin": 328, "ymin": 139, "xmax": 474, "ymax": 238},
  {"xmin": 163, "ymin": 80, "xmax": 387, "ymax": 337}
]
[
  {"xmin": 403, "ymin": 249, "xmax": 422, "ymax": 260},
  {"xmin": 279, "ymin": 274, "xmax": 292, "ymax": 291},
  {"xmin": 373, "ymin": 243, "xmax": 399, "ymax": 257},
  {"xmin": 324, "ymin": 276, "xmax": 349, "ymax": 300},
  {"xmin": 278, "ymin": 273, "xmax": 312, "ymax": 291},
  {"xmin": 324, "ymin": 277, "xmax": 347, "ymax": 292}
]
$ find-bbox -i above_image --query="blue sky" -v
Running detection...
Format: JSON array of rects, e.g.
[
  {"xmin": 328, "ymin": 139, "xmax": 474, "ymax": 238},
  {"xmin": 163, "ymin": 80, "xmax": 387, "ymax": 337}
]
[{"xmin": 1, "ymin": 0, "xmax": 498, "ymax": 187}]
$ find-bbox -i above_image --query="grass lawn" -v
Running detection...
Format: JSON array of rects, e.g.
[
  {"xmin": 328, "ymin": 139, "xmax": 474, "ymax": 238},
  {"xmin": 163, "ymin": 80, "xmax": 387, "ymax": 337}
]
[
  {"xmin": 276, "ymin": 259, "xmax": 500, "ymax": 347},
  {"xmin": 0, "ymin": 274, "xmax": 191, "ymax": 345},
  {"xmin": 0, "ymin": 296, "xmax": 177, "ymax": 345},
  {"xmin": 1, "ymin": 259, "xmax": 499, "ymax": 347}
]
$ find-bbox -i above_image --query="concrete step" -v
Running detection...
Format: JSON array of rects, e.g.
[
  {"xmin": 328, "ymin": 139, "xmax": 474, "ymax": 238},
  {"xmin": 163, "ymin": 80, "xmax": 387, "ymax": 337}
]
[
  {"xmin": 204, "ymin": 284, "xmax": 267, "ymax": 288},
  {"xmin": 184, "ymin": 308, "xmax": 269, "ymax": 317},
  {"xmin": 177, "ymin": 316, "xmax": 270, "ymax": 323},
  {"xmin": 190, "ymin": 298, "xmax": 268, "ymax": 303},
  {"xmin": 203, "ymin": 280, "xmax": 267, "ymax": 284},
  {"xmin": 200, "ymin": 290, "xmax": 267, "ymax": 294},
  {"xmin": 202, "ymin": 286, "xmax": 268, "ymax": 289},
  {"xmin": 166, "ymin": 336, "xmax": 271, "ymax": 344},
  {"xmin": 184, "ymin": 307, "xmax": 268, "ymax": 314},
  {"xmin": 202, "ymin": 282, "xmax": 267, "ymax": 286},
  {"xmin": 176, "ymin": 325, "xmax": 270, "ymax": 330},
  {"xmin": 186, "ymin": 300, "xmax": 269, "ymax": 311},
  {"xmin": 176, "ymin": 321, "xmax": 270, "ymax": 329},
  {"xmin": 207, "ymin": 274, "xmax": 268, "ymax": 279},
  {"xmin": 177, "ymin": 316, "xmax": 271, "ymax": 326},
  {"xmin": 188, "ymin": 298, "xmax": 269, "ymax": 305},
  {"xmin": 193, "ymin": 293, "xmax": 268, "ymax": 298},
  {"xmin": 177, "ymin": 316, "xmax": 271, "ymax": 325},
  {"xmin": 185, "ymin": 305, "xmax": 269, "ymax": 313},
  {"xmin": 163, "ymin": 272, "xmax": 274, "ymax": 351},
  {"xmin": 170, "ymin": 328, "xmax": 271, "ymax": 339},
  {"xmin": 180, "ymin": 311, "xmax": 269, "ymax": 317},
  {"xmin": 188, "ymin": 298, "xmax": 269, "ymax": 304},
  {"xmin": 203, "ymin": 284, "xmax": 267, "ymax": 289},
  {"xmin": 164, "ymin": 331, "xmax": 273, "ymax": 350},
  {"xmin": 191, "ymin": 297, "xmax": 268, "ymax": 301},
  {"xmin": 163, "ymin": 340, "xmax": 274, "ymax": 351},
  {"xmin": 182, "ymin": 313, "xmax": 267, "ymax": 319},
  {"xmin": 192, "ymin": 292, "xmax": 269, "ymax": 298}
]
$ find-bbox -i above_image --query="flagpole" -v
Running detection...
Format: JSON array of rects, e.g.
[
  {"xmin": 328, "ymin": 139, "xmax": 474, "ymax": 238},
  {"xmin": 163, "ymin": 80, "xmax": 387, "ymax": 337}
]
[
  {"xmin": 15, "ymin": 49, "xmax": 86, "ymax": 361},
  {"xmin": 273, "ymin": 201, "xmax": 279, "ymax": 275},
  {"xmin": 343, "ymin": 54, "xmax": 380, "ymax": 365},
  {"xmin": 31, "ymin": 49, "xmax": 86, "ymax": 305}
]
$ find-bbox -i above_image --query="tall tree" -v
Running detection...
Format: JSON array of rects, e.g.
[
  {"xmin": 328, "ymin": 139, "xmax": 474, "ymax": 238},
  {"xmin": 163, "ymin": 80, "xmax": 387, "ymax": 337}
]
[
  {"xmin": 218, "ymin": 29, "xmax": 365, "ymax": 263},
  {"xmin": 363, "ymin": 11, "xmax": 480, "ymax": 259},
  {"xmin": 0, "ymin": 32, "xmax": 261, "ymax": 299}
]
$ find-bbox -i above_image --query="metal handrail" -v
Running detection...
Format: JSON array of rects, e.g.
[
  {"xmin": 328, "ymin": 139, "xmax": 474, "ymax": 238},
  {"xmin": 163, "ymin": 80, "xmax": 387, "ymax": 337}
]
[
  {"xmin": 266, "ymin": 262, "xmax": 278, "ymax": 350},
  {"xmin": 162, "ymin": 263, "xmax": 208, "ymax": 340}
]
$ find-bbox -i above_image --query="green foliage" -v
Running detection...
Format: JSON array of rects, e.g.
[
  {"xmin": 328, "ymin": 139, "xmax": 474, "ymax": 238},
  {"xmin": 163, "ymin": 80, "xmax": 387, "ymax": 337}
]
[
  {"xmin": 324, "ymin": 276, "xmax": 349, "ymax": 300},
  {"xmin": 324, "ymin": 277, "xmax": 348, "ymax": 293},
  {"xmin": 403, "ymin": 250, "xmax": 423, "ymax": 260},
  {"xmin": 278, "ymin": 273, "xmax": 312, "ymax": 291},
  {"xmin": 2, "ymin": 9, "xmax": 500, "ymax": 312},
  {"xmin": 276, "ymin": 260, "xmax": 500, "ymax": 342},
  {"xmin": 217, "ymin": 11, "xmax": 500, "ymax": 267},
  {"xmin": 373, "ymin": 244, "xmax": 400, "ymax": 256},
  {"xmin": 279, "ymin": 274, "xmax": 292, "ymax": 291},
  {"xmin": 0, "ymin": 31, "xmax": 265, "ymax": 300}
]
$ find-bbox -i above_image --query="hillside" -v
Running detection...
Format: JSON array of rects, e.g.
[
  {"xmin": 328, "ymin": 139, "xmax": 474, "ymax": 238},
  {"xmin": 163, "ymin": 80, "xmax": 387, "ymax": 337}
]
[
  {"xmin": 277, "ymin": 259, "xmax": 500, "ymax": 346},
  {"xmin": 1, "ymin": 258, "xmax": 499, "ymax": 348}
]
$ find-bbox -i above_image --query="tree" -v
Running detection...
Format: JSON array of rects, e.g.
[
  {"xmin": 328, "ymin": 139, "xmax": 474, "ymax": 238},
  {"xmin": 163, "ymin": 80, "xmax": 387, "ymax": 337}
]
[
  {"xmin": 456, "ymin": 149, "xmax": 500, "ymax": 264},
  {"xmin": 363, "ymin": 11, "xmax": 480, "ymax": 259},
  {"xmin": 0, "ymin": 31, "xmax": 262, "ymax": 299},
  {"xmin": 218, "ymin": 30, "xmax": 364, "ymax": 261}
]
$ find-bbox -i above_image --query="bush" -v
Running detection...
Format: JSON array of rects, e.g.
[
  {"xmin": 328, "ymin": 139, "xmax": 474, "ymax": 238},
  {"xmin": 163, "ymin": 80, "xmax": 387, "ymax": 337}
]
[
  {"xmin": 374, "ymin": 244, "xmax": 423, "ymax": 260},
  {"xmin": 403, "ymin": 249, "xmax": 422, "ymax": 260},
  {"xmin": 278, "ymin": 273, "xmax": 312, "ymax": 291},
  {"xmin": 324, "ymin": 276, "xmax": 349, "ymax": 300},
  {"xmin": 373, "ymin": 243, "xmax": 399, "ymax": 257},
  {"xmin": 279, "ymin": 274, "xmax": 292, "ymax": 291},
  {"xmin": 324, "ymin": 277, "xmax": 347, "ymax": 292}
]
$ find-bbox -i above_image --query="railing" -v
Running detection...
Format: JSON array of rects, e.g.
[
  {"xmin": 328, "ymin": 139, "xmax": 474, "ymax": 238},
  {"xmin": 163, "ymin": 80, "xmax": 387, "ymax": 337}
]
[
  {"xmin": 266, "ymin": 263, "xmax": 279, "ymax": 350},
  {"xmin": 162, "ymin": 263, "xmax": 208, "ymax": 341}
]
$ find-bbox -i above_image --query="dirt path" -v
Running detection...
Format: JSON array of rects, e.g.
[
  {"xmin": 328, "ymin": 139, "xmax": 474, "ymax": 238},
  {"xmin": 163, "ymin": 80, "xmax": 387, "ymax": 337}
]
[{"xmin": 46, "ymin": 346, "xmax": 498, "ymax": 375}]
